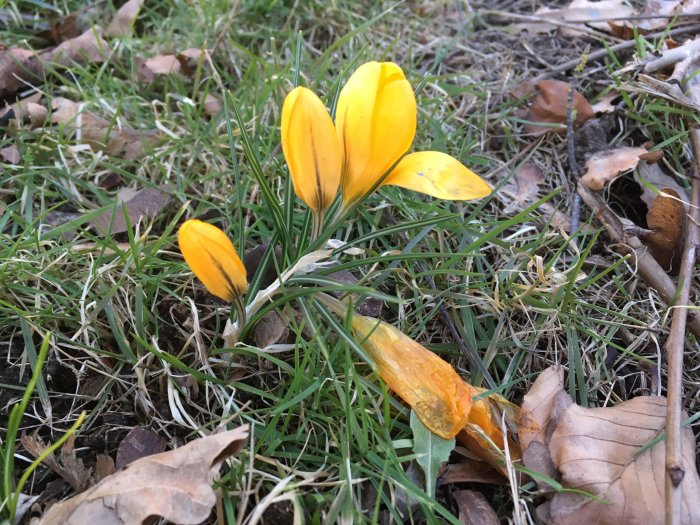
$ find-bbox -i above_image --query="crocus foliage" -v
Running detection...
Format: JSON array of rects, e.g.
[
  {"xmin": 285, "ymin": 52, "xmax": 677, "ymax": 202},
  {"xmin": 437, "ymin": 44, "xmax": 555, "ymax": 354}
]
[
  {"xmin": 177, "ymin": 219, "xmax": 247, "ymax": 302},
  {"xmin": 350, "ymin": 312, "xmax": 520, "ymax": 468},
  {"xmin": 281, "ymin": 61, "xmax": 493, "ymax": 215}
]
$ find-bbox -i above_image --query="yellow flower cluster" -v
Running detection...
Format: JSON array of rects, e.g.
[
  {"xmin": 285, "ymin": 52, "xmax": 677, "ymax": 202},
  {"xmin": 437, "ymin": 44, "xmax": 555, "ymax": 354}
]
[{"xmin": 178, "ymin": 61, "xmax": 491, "ymax": 305}]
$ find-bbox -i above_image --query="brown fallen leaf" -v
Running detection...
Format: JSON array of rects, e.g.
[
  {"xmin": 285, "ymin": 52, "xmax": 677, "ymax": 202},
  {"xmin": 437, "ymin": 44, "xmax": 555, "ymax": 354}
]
[
  {"xmin": 37, "ymin": 426, "xmax": 249, "ymax": 525},
  {"xmin": 580, "ymin": 146, "xmax": 648, "ymax": 191},
  {"xmin": 105, "ymin": 0, "xmax": 145, "ymax": 38},
  {"xmin": 21, "ymin": 433, "xmax": 92, "ymax": 493},
  {"xmin": 1, "ymin": 145, "xmax": 21, "ymax": 164},
  {"xmin": 251, "ymin": 310, "xmax": 289, "ymax": 348},
  {"xmin": 503, "ymin": 163, "xmax": 544, "ymax": 214},
  {"xmin": 641, "ymin": 188, "xmax": 686, "ymax": 272},
  {"xmin": 440, "ymin": 460, "xmax": 506, "ymax": 485},
  {"xmin": 115, "ymin": 426, "xmax": 167, "ymax": 470},
  {"xmin": 519, "ymin": 366, "xmax": 700, "ymax": 525},
  {"xmin": 137, "ymin": 54, "xmax": 182, "ymax": 83},
  {"xmin": 590, "ymin": 91, "xmax": 620, "ymax": 114},
  {"xmin": 524, "ymin": 80, "xmax": 594, "ymax": 135},
  {"xmin": 0, "ymin": 28, "xmax": 109, "ymax": 97},
  {"xmin": 177, "ymin": 48, "xmax": 211, "ymax": 76},
  {"xmin": 92, "ymin": 185, "xmax": 172, "ymax": 235},
  {"xmin": 452, "ymin": 490, "xmax": 499, "ymax": 525},
  {"xmin": 94, "ymin": 454, "xmax": 115, "ymax": 483},
  {"xmin": 202, "ymin": 93, "xmax": 222, "ymax": 117},
  {"xmin": 37, "ymin": 13, "xmax": 80, "ymax": 44},
  {"xmin": 51, "ymin": 97, "xmax": 160, "ymax": 159}
]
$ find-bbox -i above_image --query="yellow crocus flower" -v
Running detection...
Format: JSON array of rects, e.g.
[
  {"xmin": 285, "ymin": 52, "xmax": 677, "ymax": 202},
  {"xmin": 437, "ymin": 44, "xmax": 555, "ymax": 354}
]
[
  {"xmin": 281, "ymin": 86, "xmax": 342, "ymax": 216},
  {"xmin": 178, "ymin": 219, "xmax": 247, "ymax": 302},
  {"xmin": 336, "ymin": 61, "xmax": 493, "ymax": 206}
]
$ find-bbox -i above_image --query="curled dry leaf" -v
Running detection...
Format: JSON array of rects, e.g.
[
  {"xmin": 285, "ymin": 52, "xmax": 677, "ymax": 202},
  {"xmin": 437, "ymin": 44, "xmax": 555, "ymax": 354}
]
[
  {"xmin": 440, "ymin": 460, "xmax": 506, "ymax": 485},
  {"xmin": 202, "ymin": 93, "xmax": 222, "ymax": 117},
  {"xmin": 0, "ymin": 28, "xmax": 109, "ymax": 97},
  {"xmin": 105, "ymin": 0, "xmax": 145, "ymax": 38},
  {"xmin": 641, "ymin": 188, "xmax": 686, "ymax": 272},
  {"xmin": 525, "ymin": 80, "xmax": 594, "ymax": 135},
  {"xmin": 580, "ymin": 146, "xmax": 648, "ymax": 191},
  {"xmin": 177, "ymin": 48, "xmax": 211, "ymax": 75},
  {"xmin": 519, "ymin": 366, "xmax": 700, "ymax": 525},
  {"xmin": 37, "ymin": 426, "xmax": 249, "ymax": 525},
  {"xmin": 51, "ymin": 97, "xmax": 160, "ymax": 159},
  {"xmin": 21, "ymin": 433, "xmax": 92, "ymax": 493}
]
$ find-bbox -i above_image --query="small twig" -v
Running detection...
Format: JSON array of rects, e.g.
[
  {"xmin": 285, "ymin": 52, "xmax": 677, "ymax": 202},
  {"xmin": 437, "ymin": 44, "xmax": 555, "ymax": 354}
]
[
  {"xmin": 664, "ymin": 64, "xmax": 700, "ymax": 525},
  {"xmin": 485, "ymin": 11, "xmax": 627, "ymax": 42},
  {"xmin": 566, "ymin": 83, "xmax": 581, "ymax": 233},
  {"xmin": 577, "ymin": 184, "xmax": 700, "ymax": 339},
  {"xmin": 664, "ymin": 169, "xmax": 699, "ymax": 525}
]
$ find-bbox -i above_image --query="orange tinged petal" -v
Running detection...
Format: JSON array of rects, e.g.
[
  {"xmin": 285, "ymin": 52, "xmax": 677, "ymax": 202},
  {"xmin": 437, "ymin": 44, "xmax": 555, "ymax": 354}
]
[
  {"xmin": 336, "ymin": 62, "xmax": 416, "ymax": 205},
  {"xmin": 281, "ymin": 87, "xmax": 342, "ymax": 213},
  {"xmin": 178, "ymin": 219, "xmax": 247, "ymax": 302},
  {"xmin": 350, "ymin": 314, "xmax": 471, "ymax": 439}
]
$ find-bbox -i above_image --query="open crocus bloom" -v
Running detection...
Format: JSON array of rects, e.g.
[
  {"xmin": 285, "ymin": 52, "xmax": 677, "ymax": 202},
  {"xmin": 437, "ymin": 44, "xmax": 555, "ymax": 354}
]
[
  {"xmin": 281, "ymin": 61, "xmax": 492, "ymax": 213},
  {"xmin": 178, "ymin": 219, "xmax": 247, "ymax": 302}
]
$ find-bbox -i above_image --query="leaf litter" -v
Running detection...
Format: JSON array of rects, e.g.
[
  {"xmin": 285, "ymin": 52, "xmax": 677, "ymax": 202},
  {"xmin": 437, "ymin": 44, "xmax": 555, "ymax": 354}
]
[
  {"xmin": 36, "ymin": 426, "xmax": 249, "ymax": 525},
  {"xmin": 519, "ymin": 367, "xmax": 700, "ymax": 525}
]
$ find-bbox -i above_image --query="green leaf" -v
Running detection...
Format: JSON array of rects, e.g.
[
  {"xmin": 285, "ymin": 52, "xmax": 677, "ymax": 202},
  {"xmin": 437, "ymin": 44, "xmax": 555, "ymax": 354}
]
[{"xmin": 410, "ymin": 410, "xmax": 455, "ymax": 498}]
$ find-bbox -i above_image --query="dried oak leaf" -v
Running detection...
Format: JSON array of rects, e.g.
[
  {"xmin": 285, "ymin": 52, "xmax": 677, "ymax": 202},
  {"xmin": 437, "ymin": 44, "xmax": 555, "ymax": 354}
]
[
  {"xmin": 524, "ymin": 80, "xmax": 594, "ymax": 135},
  {"xmin": 503, "ymin": 163, "xmax": 544, "ymax": 214},
  {"xmin": 51, "ymin": 97, "xmax": 159, "ymax": 159},
  {"xmin": 0, "ymin": 28, "xmax": 108, "ymax": 97},
  {"xmin": 92, "ymin": 185, "xmax": 172, "ymax": 235},
  {"xmin": 640, "ymin": 188, "xmax": 686, "ymax": 272},
  {"xmin": 580, "ymin": 146, "xmax": 648, "ymax": 191},
  {"xmin": 105, "ymin": 0, "xmax": 145, "ymax": 38},
  {"xmin": 519, "ymin": 366, "xmax": 700, "ymax": 525},
  {"xmin": 37, "ymin": 426, "xmax": 249, "ymax": 525}
]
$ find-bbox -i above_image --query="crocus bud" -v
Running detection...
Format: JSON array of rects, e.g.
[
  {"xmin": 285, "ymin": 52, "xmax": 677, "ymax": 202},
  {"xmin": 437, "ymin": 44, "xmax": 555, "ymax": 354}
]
[
  {"xmin": 335, "ymin": 61, "xmax": 417, "ymax": 205},
  {"xmin": 178, "ymin": 219, "xmax": 247, "ymax": 302},
  {"xmin": 351, "ymin": 314, "xmax": 472, "ymax": 439},
  {"xmin": 281, "ymin": 86, "xmax": 342, "ymax": 214}
]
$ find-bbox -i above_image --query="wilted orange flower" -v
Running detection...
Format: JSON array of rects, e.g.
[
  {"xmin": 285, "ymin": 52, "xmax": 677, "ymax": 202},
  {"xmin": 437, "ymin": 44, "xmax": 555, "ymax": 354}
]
[
  {"xmin": 350, "ymin": 313, "xmax": 472, "ymax": 439},
  {"xmin": 178, "ymin": 219, "xmax": 247, "ymax": 302}
]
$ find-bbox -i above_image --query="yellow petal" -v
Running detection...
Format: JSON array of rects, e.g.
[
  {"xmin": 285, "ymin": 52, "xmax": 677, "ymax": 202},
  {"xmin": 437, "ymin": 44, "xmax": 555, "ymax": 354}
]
[
  {"xmin": 383, "ymin": 151, "xmax": 492, "ymax": 200},
  {"xmin": 336, "ymin": 62, "xmax": 417, "ymax": 205},
  {"xmin": 178, "ymin": 219, "xmax": 247, "ymax": 302},
  {"xmin": 281, "ymin": 86, "xmax": 342, "ymax": 213},
  {"xmin": 351, "ymin": 314, "xmax": 472, "ymax": 439}
]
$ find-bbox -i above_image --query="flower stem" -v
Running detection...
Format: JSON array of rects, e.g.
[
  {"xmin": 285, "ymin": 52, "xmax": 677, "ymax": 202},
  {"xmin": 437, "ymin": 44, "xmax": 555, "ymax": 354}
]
[
  {"xmin": 311, "ymin": 209, "xmax": 325, "ymax": 243},
  {"xmin": 233, "ymin": 295, "xmax": 247, "ymax": 329}
]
